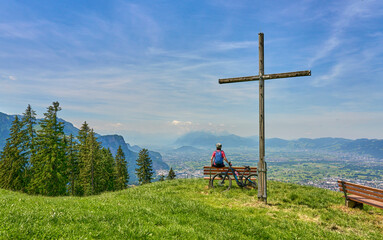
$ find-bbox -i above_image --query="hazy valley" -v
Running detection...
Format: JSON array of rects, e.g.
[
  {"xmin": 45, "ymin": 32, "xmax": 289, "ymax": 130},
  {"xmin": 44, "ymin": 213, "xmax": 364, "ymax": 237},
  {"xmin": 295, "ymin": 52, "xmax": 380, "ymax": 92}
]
[{"xmin": 2, "ymin": 111, "xmax": 382, "ymax": 190}]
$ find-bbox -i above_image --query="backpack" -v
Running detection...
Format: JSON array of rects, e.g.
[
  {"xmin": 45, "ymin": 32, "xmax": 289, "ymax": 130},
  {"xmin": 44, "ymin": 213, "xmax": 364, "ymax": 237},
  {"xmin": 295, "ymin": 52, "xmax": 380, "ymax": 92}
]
[{"xmin": 214, "ymin": 150, "xmax": 224, "ymax": 165}]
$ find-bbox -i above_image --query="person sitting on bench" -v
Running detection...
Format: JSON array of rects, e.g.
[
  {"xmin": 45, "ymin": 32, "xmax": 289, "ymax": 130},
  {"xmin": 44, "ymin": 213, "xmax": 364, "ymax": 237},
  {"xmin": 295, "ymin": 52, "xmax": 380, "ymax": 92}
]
[{"xmin": 211, "ymin": 143, "xmax": 230, "ymax": 168}]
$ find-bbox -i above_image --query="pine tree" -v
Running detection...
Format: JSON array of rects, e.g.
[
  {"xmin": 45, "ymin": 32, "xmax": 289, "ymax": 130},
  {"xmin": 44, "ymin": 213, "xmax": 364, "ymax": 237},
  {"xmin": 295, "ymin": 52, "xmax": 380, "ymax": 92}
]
[
  {"xmin": 28, "ymin": 102, "xmax": 67, "ymax": 196},
  {"xmin": 159, "ymin": 175, "xmax": 165, "ymax": 181},
  {"xmin": 98, "ymin": 148, "xmax": 115, "ymax": 192},
  {"xmin": 114, "ymin": 146, "xmax": 129, "ymax": 190},
  {"xmin": 66, "ymin": 134, "xmax": 79, "ymax": 196},
  {"xmin": 21, "ymin": 105, "xmax": 36, "ymax": 159},
  {"xmin": 77, "ymin": 122, "xmax": 90, "ymax": 152},
  {"xmin": 0, "ymin": 116, "xmax": 28, "ymax": 191},
  {"xmin": 79, "ymin": 129, "xmax": 101, "ymax": 195},
  {"xmin": 167, "ymin": 167, "xmax": 176, "ymax": 180},
  {"xmin": 76, "ymin": 121, "xmax": 90, "ymax": 196},
  {"xmin": 21, "ymin": 104, "xmax": 37, "ymax": 188},
  {"xmin": 135, "ymin": 148, "xmax": 153, "ymax": 185}
]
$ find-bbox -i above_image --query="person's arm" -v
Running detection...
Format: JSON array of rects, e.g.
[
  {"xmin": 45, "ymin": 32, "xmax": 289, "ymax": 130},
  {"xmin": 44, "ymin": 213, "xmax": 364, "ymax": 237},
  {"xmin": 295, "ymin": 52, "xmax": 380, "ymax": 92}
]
[
  {"xmin": 211, "ymin": 155, "xmax": 214, "ymax": 166},
  {"xmin": 224, "ymin": 156, "xmax": 230, "ymax": 165},
  {"xmin": 223, "ymin": 151, "xmax": 230, "ymax": 165}
]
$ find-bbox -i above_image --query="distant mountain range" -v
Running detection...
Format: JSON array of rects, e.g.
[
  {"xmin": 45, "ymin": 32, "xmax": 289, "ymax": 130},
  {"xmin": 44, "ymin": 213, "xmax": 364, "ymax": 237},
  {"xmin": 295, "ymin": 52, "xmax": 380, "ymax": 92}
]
[
  {"xmin": 2, "ymin": 110, "xmax": 383, "ymax": 174},
  {"xmin": 175, "ymin": 131, "xmax": 383, "ymax": 159},
  {"xmin": 0, "ymin": 112, "xmax": 169, "ymax": 183},
  {"xmin": 172, "ymin": 146, "xmax": 203, "ymax": 153},
  {"xmin": 0, "ymin": 112, "xmax": 80, "ymax": 148},
  {"xmin": 175, "ymin": 131, "xmax": 257, "ymax": 148}
]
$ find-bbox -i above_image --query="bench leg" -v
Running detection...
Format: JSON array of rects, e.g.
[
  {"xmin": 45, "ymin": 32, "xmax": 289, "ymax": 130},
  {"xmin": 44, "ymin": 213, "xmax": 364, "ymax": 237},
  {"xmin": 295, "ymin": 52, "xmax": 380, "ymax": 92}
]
[{"xmin": 346, "ymin": 200, "xmax": 363, "ymax": 209}]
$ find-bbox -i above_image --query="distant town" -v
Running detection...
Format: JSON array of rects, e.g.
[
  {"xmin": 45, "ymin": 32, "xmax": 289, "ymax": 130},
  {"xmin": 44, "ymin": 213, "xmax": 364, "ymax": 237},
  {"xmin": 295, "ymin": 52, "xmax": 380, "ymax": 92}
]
[{"xmin": 161, "ymin": 149, "xmax": 383, "ymax": 192}]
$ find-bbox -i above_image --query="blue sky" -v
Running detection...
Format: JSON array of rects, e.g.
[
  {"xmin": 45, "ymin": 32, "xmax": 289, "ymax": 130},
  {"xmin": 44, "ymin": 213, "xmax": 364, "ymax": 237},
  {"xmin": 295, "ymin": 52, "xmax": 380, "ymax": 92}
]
[{"xmin": 1, "ymin": 0, "xmax": 383, "ymax": 146}]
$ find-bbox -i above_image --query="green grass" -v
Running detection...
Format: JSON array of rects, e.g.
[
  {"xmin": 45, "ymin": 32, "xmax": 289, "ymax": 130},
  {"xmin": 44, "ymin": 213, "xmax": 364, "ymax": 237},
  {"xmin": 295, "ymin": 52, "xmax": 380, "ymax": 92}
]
[{"xmin": 0, "ymin": 179, "xmax": 382, "ymax": 239}]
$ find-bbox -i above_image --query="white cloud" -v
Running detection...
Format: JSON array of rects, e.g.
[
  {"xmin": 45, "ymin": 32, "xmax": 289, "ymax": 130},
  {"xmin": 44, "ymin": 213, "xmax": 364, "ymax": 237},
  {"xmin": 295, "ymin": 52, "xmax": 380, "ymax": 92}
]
[
  {"xmin": 267, "ymin": 111, "xmax": 383, "ymax": 140},
  {"xmin": 311, "ymin": 62, "xmax": 345, "ymax": 87},
  {"xmin": 213, "ymin": 41, "xmax": 258, "ymax": 51},
  {"xmin": 171, "ymin": 120, "xmax": 192, "ymax": 126},
  {"xmin": 1, "ymin": 0, "xmax": 383, "ymax": 143},
  {"xmin": 308, "ymin": 0, "xmax": 382, "ymax": 67},
  {"xmin": 111, "ymin": 122, "xmax": 123, "ymax": 128},
  {"xmin": 308, "ymin": 36, "xmax": 340, "ymax": 67},
  {"xmin": 124, "ymin": 3, "xmax": 161, "ymax": 44},
  {"xmin": 0, "ymin": 22, "xmax": 41, "ymax": 40}
]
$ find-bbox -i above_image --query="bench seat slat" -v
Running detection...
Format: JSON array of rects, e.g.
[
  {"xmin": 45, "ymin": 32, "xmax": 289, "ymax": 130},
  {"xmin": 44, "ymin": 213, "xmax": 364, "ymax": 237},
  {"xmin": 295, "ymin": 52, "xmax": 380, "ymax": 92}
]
[
  {"xmin": 203, "ymin": 167, "xmax": 257, "ymax": 175},
  {"xmin": 338, "ymin": 184, "xmax": 383, "ymax": 199},
  {"xmin": 204, "ymin": 167, "xmax": 257, "ymax": 171},
  {"xmin": 345, "ymin": 194, "xmax": 383, "ymax": 209},
  {"xmin": 339, "ymin": 188, "xmax": 383, "ymax": 203},
  {"xmin": 203, "ymin": 171, "xmax": 257, "ymax": 175},
  {"xmin": 203, "ymin": 169, "xmax": 258, "ymax": 172},
  {"xmin": 203, "ymin": 177, "xmax": 257, "ymax": 180},
  {"xmin": 337, "ymin": 180, "xmax": 383, "ymax": 194}
]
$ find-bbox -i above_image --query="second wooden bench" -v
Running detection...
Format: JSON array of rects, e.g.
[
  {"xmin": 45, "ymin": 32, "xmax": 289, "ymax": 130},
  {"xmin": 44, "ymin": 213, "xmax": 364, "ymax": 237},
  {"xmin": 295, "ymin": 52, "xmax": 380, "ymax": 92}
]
[{"xmin": 338, "ymin": 180, "xmax": 383, "ymax": 209}]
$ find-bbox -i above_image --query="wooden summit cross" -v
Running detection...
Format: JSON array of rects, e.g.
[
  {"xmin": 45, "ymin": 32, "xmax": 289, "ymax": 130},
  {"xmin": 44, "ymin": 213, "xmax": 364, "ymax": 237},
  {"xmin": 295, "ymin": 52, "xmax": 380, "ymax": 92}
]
[{"xmin": 219, "ymin": 33, "xmax": 311, "ymax": 203}]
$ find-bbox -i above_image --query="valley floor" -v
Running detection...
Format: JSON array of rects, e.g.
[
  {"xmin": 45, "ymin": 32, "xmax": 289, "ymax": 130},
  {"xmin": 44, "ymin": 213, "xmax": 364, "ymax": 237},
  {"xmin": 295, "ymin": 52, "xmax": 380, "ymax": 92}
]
[{"xmin": 0, "ymin": 179, "xmax": 382, "ymax": 239}]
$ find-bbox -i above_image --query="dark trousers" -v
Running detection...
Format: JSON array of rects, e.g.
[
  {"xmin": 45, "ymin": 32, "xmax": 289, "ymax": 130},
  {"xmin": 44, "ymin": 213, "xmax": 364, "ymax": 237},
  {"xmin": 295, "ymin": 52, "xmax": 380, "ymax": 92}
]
[{"xmin": 212, "ymin": 163, "xmax": 225, "ymax": 168}]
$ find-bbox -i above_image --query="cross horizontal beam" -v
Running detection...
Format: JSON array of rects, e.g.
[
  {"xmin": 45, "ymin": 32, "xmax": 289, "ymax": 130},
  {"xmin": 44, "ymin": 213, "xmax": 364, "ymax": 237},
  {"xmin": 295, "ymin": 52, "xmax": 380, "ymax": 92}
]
[{"xmin": 219, "ymin": 70, "xmax": 311, "ymax": 84}]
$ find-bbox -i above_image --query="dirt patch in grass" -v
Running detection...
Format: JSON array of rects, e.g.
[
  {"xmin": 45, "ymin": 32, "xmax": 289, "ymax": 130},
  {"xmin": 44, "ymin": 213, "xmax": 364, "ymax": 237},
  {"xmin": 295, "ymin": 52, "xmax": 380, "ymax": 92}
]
[
  {"xmin": 331, "ymin": 205, "xmax": 362, "ymax": 215},
  {"xmin": 297, "ymin": 213, "xmax": 320, "ymax": 223}
]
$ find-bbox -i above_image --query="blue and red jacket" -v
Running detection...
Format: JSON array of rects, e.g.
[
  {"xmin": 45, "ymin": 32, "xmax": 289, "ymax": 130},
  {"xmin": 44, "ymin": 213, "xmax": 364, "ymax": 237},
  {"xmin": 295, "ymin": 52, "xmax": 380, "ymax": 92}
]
[{"xmin": 212, "ymin": 150, "xmax": 225, "ymax": 165}]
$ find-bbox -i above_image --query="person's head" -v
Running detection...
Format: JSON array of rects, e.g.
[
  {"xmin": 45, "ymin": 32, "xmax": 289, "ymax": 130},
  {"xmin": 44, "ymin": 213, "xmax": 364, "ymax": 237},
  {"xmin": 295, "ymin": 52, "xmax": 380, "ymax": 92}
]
[{"xmin": 216, "ymin": 143, "xmax": 222, "ymax": 150}]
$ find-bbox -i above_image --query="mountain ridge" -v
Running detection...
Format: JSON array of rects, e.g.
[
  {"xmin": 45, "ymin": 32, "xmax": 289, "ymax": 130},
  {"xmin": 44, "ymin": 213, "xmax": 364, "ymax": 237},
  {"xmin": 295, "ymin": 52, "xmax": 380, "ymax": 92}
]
[
  {"xmin": 176, "ymin": 131, "xmax": 383, "ymax": 159},
  {"xmin": 1, "ymin": 112, "xmax": 383, "ymax": 160},
  {"xmin": 0, "ymin": 112, "xmax": 169, "ymax": 183}
]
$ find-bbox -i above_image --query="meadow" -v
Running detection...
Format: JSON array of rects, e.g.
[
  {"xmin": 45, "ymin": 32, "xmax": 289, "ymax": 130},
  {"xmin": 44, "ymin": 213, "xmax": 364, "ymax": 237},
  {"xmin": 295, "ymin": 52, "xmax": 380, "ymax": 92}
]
[{"xmin": 0, "ymin": 179, "xmax": 382, "ymax": 239}]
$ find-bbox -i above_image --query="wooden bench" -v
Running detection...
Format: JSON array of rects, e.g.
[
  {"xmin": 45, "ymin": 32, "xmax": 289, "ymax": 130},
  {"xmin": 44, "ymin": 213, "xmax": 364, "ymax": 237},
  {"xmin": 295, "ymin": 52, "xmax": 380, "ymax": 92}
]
[
  {"xmin": 338, "ymin": 180, "xmax": 383, "ymax": 209},
  {"xmin": 203, "ymin": 166, "xmax": 257, "ymax": 182}
]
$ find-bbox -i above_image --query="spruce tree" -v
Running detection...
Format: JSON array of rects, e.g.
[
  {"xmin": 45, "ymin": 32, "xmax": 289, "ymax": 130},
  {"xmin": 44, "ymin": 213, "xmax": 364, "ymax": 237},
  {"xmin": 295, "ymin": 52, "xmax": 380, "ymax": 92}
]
[
  {"xmin": 21, "ymin": 104, "xmax": 37, "ymax": 187},
  {"xmin": 0, "ymin": 116, "xmax": 28, "ymax": 191},
  {"xmin": 28, "ymin": 102, "xmax": 67, "ymax": 196},
  {"xmin": 99, "ymin": 148, "xmax": 115, "ymax": 192},
  {"xmin": 114, "ymin": 146, "xmax": 129, "ymax": 190},
  {"xmin": 79, "ymin": 129, "xmax": 101, "ymax": 195},
  {"xmin": 21, "ymin": 104, "xmax": 36, "ymax": 160},
  {"xmin": 135, "ymin": 148, "xmax": 153, "ymax": 185},
  {"xmin": 77, "ymin": 122, "xmax": 90, "ymax": 150},
  {"xmin": 76, "ymin": 121, "xmax": 90, "ymax": 195},
  {"xmin": 66, "ymin": 134, "xmax": 79, "ymax": 196},
  {"xmin": 167, "ymin": 167, "xmax": 176, "ymax": 180},
  {"xmin": 159, "ymin": 175, "xmax": 165, "ymax": 181}
]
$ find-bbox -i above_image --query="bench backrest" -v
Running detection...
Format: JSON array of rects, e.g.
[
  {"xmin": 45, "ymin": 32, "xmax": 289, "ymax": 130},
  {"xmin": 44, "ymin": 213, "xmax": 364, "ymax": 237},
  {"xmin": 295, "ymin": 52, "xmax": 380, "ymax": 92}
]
[
  {"xmin": 338, "ymin": 180, "xmax": 383, "ymax": 203},
  {"xmin": 203, "ymin": 166, "xmax": 257, "ymax": 176}
]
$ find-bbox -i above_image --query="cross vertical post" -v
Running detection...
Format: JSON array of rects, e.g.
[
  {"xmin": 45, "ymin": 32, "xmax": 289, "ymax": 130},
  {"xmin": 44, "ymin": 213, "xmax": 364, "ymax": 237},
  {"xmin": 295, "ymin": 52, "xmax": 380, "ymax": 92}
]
[
  {"xmin": 218, "ymin": 33, "xmax": 311, "ymax": 204},
  {"xmin": 258, "ymin": 33, "xmax": 267, "ymax": 203}
]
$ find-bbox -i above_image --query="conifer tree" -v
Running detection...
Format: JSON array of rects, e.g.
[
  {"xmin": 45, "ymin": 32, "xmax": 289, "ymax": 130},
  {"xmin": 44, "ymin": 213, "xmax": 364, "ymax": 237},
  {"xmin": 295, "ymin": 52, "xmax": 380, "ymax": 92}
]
[
  {"xmin": 28, "ymin": 102, "xmax": 67, "ymax": 196},
  {"xmin": 0, "ymin": 116, "xmax": 28, "ymax": 191},
  {"xmin": 21, "ymin": 105, "xmax": 36, "ymax": 159},
  {"xmin": 77, "ymin": 122, "xmax": 90, "ymax": 152},
  {"xmin": 79, "ymin": 129, "xmax": 101, "ymax": 195},
  {"xmin": 21, "ymin": 104, "xmax": 37, "ymax": 187},
  {"xmin": 114, "ymin": 146, "xmax": 129, "ymax": 190},
  {"xmin": 167, "ymin": 167, "xmax": 176, "ymax": 180},
  {"xmin": 76, "ymin": 122, "xmax": 90, "ymax": 195},
  {"xmin": 66, "ymin": 134, "xmax": 79, "ymax": 196},
  {"xmin": 98, "ymin": 148, "xmax": 115, "ymax": 192},
  {"xmin": 135, "ymin": 148, "xmax": 153, "ymax": 185},
  {"xmin": 159, "ymin": 175, "xmax": 165, "ymax": 181}
]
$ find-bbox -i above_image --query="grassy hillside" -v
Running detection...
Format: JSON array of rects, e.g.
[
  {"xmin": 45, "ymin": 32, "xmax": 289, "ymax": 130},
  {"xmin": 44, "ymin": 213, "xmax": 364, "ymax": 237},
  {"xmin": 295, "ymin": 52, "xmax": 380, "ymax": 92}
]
[{"xmin": 0, "ymin": 179, "xmax": 382, "ymax": 239}]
